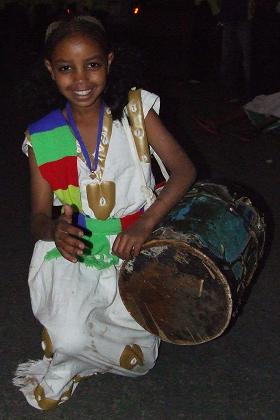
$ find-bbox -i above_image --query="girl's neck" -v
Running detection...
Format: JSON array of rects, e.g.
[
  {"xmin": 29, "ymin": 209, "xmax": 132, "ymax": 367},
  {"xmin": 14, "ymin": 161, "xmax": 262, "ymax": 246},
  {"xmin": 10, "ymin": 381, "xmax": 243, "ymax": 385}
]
[
  {"xmin": 68, "ymin": 100, "xmax": 102, "ymax": 123},
  {"xmin": 65, "ymin": 99, "xmax": 106, "ymax": 158}
]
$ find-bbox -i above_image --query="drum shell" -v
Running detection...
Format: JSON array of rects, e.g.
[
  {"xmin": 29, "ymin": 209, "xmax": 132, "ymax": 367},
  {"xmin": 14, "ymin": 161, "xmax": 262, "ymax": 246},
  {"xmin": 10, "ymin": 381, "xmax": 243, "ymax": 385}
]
[{"xmin": 119, "ymin": 182, "xmax": 265, "ymax": 345}]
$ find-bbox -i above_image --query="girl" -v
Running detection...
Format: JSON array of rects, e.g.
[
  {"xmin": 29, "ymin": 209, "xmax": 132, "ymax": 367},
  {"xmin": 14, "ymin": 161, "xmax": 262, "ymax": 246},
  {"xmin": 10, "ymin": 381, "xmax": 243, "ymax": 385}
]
[{"xmin": 13, "ymin": 15, "xmax": 196, "ymax": 410}]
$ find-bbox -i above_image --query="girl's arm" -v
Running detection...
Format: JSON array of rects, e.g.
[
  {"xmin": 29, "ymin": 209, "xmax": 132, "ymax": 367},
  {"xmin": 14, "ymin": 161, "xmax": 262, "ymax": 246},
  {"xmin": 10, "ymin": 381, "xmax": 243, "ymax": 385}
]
[
  {"xmin": 29, "ymin": 146, "xmax": 85, "ymax": 262},
  {"xmin": 141, "ymin": 109, "xmax": 196, "ymax": 225},
  {"xmin": 112, "ymin": 110, "xmax": 196, "ymax": 260}
]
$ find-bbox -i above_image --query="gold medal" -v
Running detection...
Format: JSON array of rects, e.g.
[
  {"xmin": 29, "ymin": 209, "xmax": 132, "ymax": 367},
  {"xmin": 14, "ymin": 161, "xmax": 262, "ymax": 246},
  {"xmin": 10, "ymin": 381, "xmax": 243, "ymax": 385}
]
[{"xmin": 86, "ymin": 180, "xmax": 116, "ymax": 220}]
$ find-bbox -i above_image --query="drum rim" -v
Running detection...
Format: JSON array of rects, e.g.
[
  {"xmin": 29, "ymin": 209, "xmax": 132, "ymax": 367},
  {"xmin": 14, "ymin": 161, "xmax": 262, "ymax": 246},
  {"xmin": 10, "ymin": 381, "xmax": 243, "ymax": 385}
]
[{"xmin": 119, "ymin": 238, "xmax": 233, "ymax": 345}]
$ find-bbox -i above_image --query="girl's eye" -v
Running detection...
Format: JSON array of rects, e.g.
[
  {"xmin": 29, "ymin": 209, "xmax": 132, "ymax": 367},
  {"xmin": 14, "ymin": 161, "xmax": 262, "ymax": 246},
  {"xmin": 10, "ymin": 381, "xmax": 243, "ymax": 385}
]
[
  {"xmin": 58, "ymin": 65, "xmax": 71, "ymax": 72},
  {"xmin": 87, "ymin": 62, "xmax": 101, "ymax": 70}
]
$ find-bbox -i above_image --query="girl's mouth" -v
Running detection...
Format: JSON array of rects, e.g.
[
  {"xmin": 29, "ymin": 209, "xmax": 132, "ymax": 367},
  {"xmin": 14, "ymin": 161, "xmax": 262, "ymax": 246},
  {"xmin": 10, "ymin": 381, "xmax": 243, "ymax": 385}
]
[{"xmin": 74, "ymin": 89, "xmax": 92, "ymax": 97}]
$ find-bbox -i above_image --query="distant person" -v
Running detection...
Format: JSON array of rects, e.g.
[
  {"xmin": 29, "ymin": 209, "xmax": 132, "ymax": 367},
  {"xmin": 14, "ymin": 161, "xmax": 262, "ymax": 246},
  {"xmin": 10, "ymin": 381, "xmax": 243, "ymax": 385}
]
[
  {"xmin": 252, "ymin": 0, "xmax": 280, "ymax": 95},
  {"xmin": 13, "ymin": 15, "xmax": 196, "ymax": 410},
  {"xmin": 188, "ymin": 0, "xmax": 221, "ymax": 83},
  {"xmin": 220, "ymin": 0, "xmax": 256, "ymax": 101}
]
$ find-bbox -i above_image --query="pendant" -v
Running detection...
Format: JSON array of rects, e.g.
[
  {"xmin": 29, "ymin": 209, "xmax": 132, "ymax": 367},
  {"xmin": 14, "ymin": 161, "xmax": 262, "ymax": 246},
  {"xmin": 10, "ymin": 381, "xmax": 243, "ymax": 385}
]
[{"xmin": 86, "ymin": 181, "xmax": 116, "ymax": 220}]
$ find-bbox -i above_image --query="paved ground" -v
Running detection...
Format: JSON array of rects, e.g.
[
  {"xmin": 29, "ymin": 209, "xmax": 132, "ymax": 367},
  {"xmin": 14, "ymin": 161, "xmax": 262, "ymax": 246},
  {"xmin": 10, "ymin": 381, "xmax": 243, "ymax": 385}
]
[{"xmin": 0, "ymin": 23, "xmax": 279, "ymax": 420}]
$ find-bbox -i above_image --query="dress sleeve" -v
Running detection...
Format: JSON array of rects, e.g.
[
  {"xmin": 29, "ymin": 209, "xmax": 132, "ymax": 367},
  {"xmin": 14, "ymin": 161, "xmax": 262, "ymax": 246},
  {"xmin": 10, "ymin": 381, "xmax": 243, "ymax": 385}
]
[
  {"xmin": 22, "ymin": 131, "xmax": 62, "ymax": 206},
  {"xmin": 22, "ymin": 131, "xmax": 32, "ymax": 156},
  {"xmin": 140, "ymin": 90, "xmax": 160, "ymax": 118},
  {"xmin": 139, "ymin": 90, "xmax": 169, "ymax": 180}
]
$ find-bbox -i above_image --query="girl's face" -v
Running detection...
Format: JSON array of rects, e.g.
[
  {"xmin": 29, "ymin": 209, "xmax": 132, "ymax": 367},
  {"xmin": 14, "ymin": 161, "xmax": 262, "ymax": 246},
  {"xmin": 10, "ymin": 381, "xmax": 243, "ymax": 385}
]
[{"xmin": 45, "ymin": 33, "xmax": 113, "ymax": 111}]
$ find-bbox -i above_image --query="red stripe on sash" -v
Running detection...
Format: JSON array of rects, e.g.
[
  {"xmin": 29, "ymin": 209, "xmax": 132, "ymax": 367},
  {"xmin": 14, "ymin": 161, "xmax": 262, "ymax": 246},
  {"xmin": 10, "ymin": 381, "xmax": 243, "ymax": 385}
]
[
  {"xmin": 120, "ymin": 209, "xmax": 143, "ymax": 230},
  {"xmin": 40, "ymin": 156, "xmax": 78, "ymax": 190}
]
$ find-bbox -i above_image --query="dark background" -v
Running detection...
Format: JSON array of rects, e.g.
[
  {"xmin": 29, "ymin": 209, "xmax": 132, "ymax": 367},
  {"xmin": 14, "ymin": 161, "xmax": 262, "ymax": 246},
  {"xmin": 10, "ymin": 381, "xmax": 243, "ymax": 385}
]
[{"xmin": 0, "ymin": 1, "xmax": 279, "ymax": 418}]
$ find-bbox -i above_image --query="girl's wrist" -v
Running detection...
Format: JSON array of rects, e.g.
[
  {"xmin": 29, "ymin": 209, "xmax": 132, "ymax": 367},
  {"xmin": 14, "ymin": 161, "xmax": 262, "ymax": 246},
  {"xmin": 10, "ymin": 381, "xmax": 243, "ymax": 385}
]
[
  {"xmin": 141, "ymin": 196, "xmax": 171, "ymax": 228},
  {"xmin": 31, "ymin": 213, "xmax": 56, "ymax": 242},
  {"xmin": 49, "ymin": 218, "xmax": 58, "ymax": 241},
  {"xmin": 138, "ymin": 211, "xmax": 159, "ymax": 233}
]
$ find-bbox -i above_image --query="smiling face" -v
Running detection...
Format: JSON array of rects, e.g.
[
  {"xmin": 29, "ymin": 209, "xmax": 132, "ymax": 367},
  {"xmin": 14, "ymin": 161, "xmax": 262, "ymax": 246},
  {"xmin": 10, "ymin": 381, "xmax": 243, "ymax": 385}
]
[{"xmin": 45, "ymin": 32, "xmax": 113, "ymax": 112}]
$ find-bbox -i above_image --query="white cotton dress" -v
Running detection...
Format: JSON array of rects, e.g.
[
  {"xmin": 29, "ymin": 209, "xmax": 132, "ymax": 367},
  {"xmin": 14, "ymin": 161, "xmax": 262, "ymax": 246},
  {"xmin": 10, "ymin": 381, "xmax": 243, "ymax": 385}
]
[{"xmin": 13, "ymin": 90, "xmax": 161, "ymax": 410}]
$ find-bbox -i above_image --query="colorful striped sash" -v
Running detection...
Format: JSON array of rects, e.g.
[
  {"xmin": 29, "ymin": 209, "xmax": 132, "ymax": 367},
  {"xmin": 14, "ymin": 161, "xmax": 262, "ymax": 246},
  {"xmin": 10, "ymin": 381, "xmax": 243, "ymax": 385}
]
[{"xmin": 28, "ymin": 110, "xmax": 82, "ymax": 212}]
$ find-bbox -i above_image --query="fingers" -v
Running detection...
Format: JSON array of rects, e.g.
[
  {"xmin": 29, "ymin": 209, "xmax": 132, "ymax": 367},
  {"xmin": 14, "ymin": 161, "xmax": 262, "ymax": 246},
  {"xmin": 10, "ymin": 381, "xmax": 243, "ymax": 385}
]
[
  {"xmin": 63, "ymin": 204, "xmax": 73, "ymax": 223},
  {"xmin": 58, "ymin": 248, "xmax": 80, "ymax": 263},
  {"xmin": 57, "ymin": 206, "xmax": 84, "ymax": 239},
  {"xmin": 112, "ymin": 234, "xmax": 142, "ymax": 261},
  {"xmin": 112, "ymin": 221, "xmax": 153, "ymax": 260},
  {"xmin": 57, "ymin": 222, "xmax": 84, "ymax": 239},
  {"xmin": 56, "ymin": 230, "xmax": 85, "ymax": 263},
  {"xmin": 54, "ymin": 218, "xmax": 85, "ymax": 263}
]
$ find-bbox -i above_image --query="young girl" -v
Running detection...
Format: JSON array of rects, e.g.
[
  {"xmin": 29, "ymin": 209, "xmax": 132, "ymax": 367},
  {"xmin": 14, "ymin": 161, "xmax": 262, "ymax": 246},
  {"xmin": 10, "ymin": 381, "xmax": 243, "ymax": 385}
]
[{"xmin": 14, "ymin": 15, "xmax": 196, "ymax": 410}]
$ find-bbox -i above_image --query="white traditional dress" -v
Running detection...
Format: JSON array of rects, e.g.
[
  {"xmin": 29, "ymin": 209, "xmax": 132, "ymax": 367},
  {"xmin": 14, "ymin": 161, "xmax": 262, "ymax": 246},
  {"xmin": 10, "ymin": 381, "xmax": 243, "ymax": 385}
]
[{"xmin": 13, "ymin": 90, "xmax": 161, "ymax": 410}]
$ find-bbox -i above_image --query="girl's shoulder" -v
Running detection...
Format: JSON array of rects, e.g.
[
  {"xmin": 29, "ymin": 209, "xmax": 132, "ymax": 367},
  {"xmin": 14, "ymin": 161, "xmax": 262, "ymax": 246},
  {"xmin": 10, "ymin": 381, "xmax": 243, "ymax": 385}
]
[
  {"xmin": 132, "ymin": 89, "xmax": 160, "ymax": 117},
  {"xmin": 23, "ymin": 109, "xmax": 67, "ymax": 157},
  {"xmin": 27, "ymin": 109, "xmax": 65, "ymax": 135}
]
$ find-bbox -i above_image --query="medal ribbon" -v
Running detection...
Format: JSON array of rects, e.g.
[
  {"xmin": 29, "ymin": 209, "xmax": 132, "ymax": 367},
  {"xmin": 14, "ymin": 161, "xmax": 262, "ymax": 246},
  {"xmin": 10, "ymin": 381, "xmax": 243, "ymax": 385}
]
[{"xmin": 66, "ymin": 101, "xmax": 105, "ymax": 172}]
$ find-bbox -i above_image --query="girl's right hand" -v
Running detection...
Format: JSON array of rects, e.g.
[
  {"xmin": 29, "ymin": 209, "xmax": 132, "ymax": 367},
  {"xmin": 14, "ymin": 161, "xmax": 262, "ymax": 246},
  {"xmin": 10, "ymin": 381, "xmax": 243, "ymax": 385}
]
[{"xmin": 54, "ymin": 205, "xmax": 85, "ymax": 263}]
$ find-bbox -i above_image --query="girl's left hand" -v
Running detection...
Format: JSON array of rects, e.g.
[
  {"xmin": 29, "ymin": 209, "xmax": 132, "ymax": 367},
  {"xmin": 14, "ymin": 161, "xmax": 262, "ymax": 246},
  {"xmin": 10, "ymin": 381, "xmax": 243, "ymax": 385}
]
[{"xmin": 112, "ymin": 220, "xmax": 153, "ymax": 260}]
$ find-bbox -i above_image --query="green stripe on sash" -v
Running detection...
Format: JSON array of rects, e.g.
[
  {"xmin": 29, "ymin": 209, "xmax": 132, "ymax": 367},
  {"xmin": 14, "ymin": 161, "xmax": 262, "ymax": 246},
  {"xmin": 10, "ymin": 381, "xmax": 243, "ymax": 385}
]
[
  {"xmin": 85, "ymin": 217, "xmax": 121, "ymax": 235},
  {"xmin": 55, "ymin": 186, "xmax": 82, "ymax": 212},
  {"xmin": 45, "ymin": 216, "xmax": 122, "ymax": 270},
  {"xmin": 31, "ymin": 126, "xmax": 76, "ymax": 165}
]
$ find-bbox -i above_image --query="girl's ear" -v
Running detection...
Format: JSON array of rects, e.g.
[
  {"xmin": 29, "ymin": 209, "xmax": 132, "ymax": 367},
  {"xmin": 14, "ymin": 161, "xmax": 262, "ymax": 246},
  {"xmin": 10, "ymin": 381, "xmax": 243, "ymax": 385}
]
[
  {"xmin": 44, "ymin": 59, "xmax": 55, "ymax": 80},
  {"xmin": 107, "ymin": 52, "xmax": 114, "ymax": 73}
]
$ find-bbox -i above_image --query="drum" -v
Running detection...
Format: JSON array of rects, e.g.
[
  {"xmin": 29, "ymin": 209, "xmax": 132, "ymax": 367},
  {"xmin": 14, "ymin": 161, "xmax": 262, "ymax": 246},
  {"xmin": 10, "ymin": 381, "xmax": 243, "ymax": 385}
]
[{"xmin": 119, "ymin": 182, "xmax": 265, "ymax": 345}]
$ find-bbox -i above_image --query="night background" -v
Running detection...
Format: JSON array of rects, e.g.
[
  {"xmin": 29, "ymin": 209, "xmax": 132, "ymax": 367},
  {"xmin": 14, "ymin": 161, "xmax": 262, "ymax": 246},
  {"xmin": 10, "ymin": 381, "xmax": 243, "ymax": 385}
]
[{"xmin": 0, "ymin": 0, "xmax": 279, "ymax": 418}]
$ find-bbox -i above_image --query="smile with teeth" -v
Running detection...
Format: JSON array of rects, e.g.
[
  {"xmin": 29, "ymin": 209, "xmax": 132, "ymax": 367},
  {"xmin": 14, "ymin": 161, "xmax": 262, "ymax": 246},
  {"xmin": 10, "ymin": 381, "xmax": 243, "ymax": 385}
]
[{"xmin": 74, "ymin": 89, "xmax": 92, "ymax": 96}]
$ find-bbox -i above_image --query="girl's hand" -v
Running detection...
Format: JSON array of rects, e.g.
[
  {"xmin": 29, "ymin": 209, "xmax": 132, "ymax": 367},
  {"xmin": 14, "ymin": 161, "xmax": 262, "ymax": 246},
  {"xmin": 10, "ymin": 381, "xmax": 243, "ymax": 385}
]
[
  {"xmin": 54, "ymin": 205, "xmax": 85, "ymax": 263},
  {"xmin": 112, "ymin": 219, "xmax": 154, "ymax": 261}
]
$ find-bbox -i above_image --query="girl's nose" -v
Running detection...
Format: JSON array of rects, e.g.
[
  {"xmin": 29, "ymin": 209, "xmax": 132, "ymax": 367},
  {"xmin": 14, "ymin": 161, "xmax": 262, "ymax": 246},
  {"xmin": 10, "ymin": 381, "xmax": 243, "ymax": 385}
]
[{"xmin": 73, "ymin": 68, "xmax": 88, "ymax": 82}]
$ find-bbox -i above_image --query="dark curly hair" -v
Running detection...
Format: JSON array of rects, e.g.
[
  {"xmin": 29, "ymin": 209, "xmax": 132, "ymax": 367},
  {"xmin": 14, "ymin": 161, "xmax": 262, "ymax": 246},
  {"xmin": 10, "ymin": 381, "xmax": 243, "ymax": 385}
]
[{"xmin": 17, "ymin": 15, "xmax": 146, "ymax": 123}]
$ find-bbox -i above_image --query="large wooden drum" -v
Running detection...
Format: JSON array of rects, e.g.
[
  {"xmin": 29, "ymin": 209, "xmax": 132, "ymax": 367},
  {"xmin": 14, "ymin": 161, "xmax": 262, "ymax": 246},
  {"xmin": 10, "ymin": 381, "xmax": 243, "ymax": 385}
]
[{"xmin": 119, "ymin": 182, "xmax": 265, "ymax": 345}]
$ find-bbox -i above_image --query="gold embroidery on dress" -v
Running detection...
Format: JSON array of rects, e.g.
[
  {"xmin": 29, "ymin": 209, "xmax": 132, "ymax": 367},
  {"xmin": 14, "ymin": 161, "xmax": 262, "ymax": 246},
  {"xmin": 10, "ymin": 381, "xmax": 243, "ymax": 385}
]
[
  {"xmin": 94, "ymin": 107, "xmax": 113, "ymax": 181},
  {"xmin": 126, "ymin": 89, "xmax": 151, "ymax": 164},
  {"xmin": 34, "ymin": 381, "xmax": 76, "ymax": 410},
  {"xmin": 119, "ymin": 344, "xmax": 144, "ymax": 370},
  {"xmin": 41, "ymin": 328, "xmax": 53, "ymax": 359},
  {"xmin": 34, "ymin": 385, "xmax": 58, "ymax": 410},
  {"xmin": 73, "ymin": 373, "xmax": 92, "ymax": 383},
  {"xmin": 86, "ymin": 107, "xmax": 115, "ymax": 219},
  {"xmin": 86, "ymin": 180, "xmax": 116, "ymax": 220},
  {"xmin": 58, "ymin": 382, "xmax": 75, "ymax": 405}
]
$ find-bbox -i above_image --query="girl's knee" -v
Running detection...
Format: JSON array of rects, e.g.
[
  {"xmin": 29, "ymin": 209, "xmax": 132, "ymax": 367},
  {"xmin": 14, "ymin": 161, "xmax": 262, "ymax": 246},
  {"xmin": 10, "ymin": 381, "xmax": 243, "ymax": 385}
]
[{"xmin": 43, "ymin": 326, "xmax": 87, "ymax": 357}]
